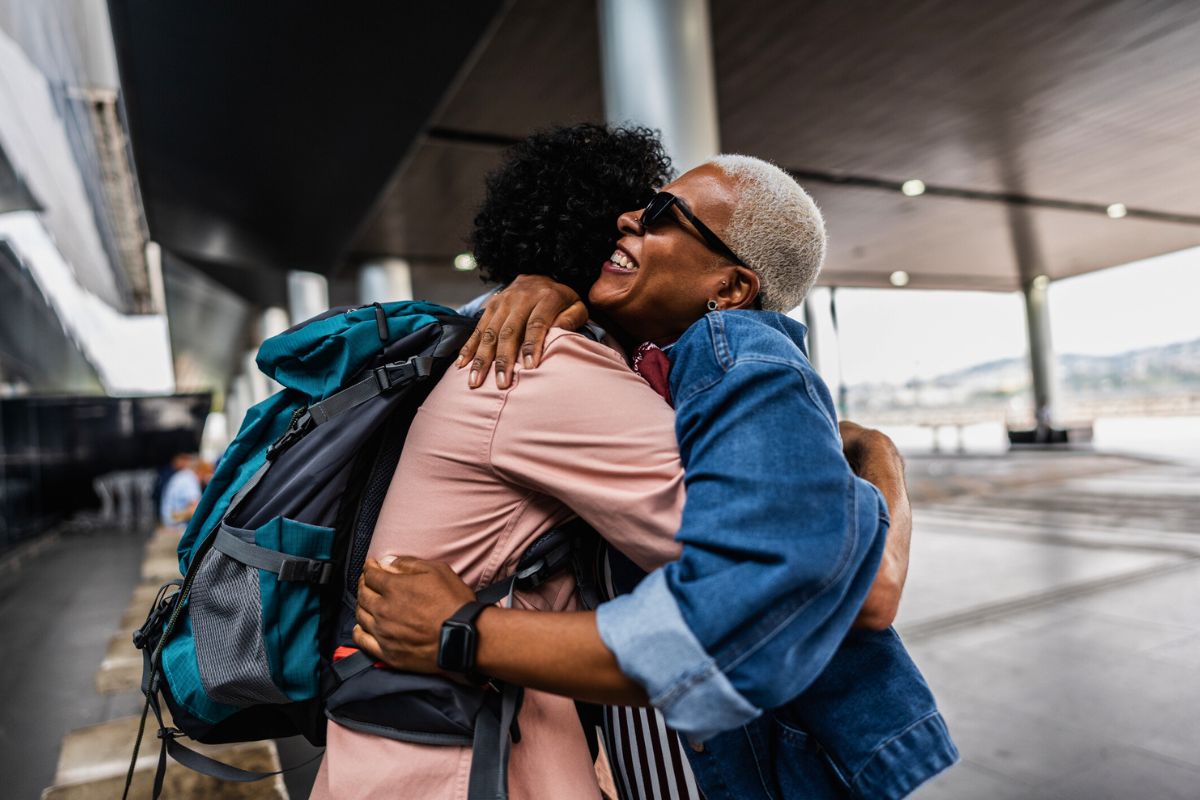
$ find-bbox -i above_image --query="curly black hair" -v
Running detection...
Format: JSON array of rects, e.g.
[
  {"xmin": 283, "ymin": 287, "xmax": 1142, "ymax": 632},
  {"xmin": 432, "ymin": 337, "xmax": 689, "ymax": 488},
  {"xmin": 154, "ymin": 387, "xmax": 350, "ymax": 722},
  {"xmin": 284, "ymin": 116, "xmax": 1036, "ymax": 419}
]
[{"xmin": 470, "ymin": 123, "xmax": 673, "ymax": 298}]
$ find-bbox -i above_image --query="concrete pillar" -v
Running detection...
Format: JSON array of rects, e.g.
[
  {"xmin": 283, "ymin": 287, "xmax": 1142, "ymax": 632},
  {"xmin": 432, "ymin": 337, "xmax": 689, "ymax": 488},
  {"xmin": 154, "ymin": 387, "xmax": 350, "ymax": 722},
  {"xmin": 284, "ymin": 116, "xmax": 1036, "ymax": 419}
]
[
  {"xmin": 144, "ymin": 241, "xmax": 167, "ymax": 315},
  {"xmin": 226, "ymin": 373, "xmax": 252, "ymax": 439},
  {"xmin": 828, "ymin": 287, "xmax": 849, "ymax": 418},
  {"xmin": 260, "ymin": 306, "xmax": 290, "ymax": 340},
  {"xmin": 1000, "ymin": 145, "xmax": 1060, "ymax": 438},
  {"xmin": 243, "ymin": 350, "xmax": 271, "ymax": 405},
  {"xmin": 598, "ymin": 0, "xmax": 721, "ymax": 172},
  {"xmin": 286, "ymin": 270, "xmax": 329, "ymax": 325},
  {"xmin": 1022, "ymin": 275, "xmax": 1058, "ymax": 436},
  {"xmin": 801, "ymin": 297, "xmax": 821, "ymax": 375},
  {"xmin": 358, "ymin": 258, "xmax": 413, "ymax": 304},
  {"xmin": 253, "ymin": 307, "xmax": 290, "ymax": 396}
]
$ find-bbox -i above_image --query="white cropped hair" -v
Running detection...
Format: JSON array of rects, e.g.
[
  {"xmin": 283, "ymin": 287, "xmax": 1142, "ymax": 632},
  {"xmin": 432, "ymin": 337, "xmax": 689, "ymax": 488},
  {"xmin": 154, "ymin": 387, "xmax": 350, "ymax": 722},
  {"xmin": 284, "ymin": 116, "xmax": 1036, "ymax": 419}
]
[{"xmin": 710, "ymin": 154, "xmax": 826, "ymax": 313}]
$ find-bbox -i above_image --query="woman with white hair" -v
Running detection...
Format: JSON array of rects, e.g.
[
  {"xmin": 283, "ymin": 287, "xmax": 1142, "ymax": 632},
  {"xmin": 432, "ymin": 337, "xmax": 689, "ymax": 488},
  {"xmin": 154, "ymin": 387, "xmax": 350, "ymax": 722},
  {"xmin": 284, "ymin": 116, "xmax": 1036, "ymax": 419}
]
[{"xmin": 352, "ymin": 151, "xmax": 956, "ymax": 798}]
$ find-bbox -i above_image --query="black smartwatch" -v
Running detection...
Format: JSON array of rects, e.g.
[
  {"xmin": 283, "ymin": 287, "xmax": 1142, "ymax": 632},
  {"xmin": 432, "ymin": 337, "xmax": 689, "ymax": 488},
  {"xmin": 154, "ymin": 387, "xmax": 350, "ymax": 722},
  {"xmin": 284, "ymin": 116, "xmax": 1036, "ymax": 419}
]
[{"xmin": 437, "ymin": 600, "xmax": 490, "ymax": 684}]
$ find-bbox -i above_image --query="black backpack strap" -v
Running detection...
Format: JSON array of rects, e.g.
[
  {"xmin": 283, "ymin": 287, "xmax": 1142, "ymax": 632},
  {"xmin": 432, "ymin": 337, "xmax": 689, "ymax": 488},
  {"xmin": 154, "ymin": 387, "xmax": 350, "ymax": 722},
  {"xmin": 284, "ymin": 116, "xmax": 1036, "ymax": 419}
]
[
  {"xmin": 126, "ymin": 646, "xmax": 323, "ymax": 800},
  {"xmin": 335, "ymin": 524, "xmax": 579, "ymax": 682},
  {"xmin": 125, "ymin": 580, "xmax": 184, "ymax": 798},
  {"xmin": 324, "ymin": 524, "xmax": 585, "ymax": 800},
  {"xmin": 307, "ymin": 356, "xmax": 435, "ymax": 425},
  {"xmin": 330, "ymin": 571, "xmax": 523, "ymax": 687},
  {"xmin": 163, "ymin": 723, "xmax": 325, "ymax": 787},
  {"xmin": 224, "ymin": 459, "xmax": 271, "ymax": 514},
  {"xmin": 132, "ymin": 678, "xmax": 322, "ymax": 799},
  {"xmin": 467, "ymin": 681, "xmax": 524, "ymax": 800},
  {"xmin": 331, "ymin": 649, "xmax": 376, "ymax": 682}
]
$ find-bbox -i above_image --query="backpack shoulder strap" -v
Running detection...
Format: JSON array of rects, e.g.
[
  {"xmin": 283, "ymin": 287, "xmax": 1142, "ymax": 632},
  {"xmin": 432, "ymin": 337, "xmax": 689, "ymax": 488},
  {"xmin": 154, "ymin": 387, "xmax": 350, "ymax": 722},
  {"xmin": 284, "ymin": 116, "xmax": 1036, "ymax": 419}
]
[{"xmin": 467, "ymin": 681, "xmax": 523, "ymax": 800}]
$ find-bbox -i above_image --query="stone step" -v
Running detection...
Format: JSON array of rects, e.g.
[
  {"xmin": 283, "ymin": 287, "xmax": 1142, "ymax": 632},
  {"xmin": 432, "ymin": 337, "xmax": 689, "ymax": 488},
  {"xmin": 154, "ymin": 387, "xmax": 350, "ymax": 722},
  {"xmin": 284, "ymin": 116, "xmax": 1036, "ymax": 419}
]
[
  {"xmin": 96, "ymin": 629, "xmax": 141, "ymax": 694},
  {"xmin": 44, "ymin": 715, "xmax": 286, "ymax": 799},
  {"xmin": 145, "ymin": 527, "xmax": 182, "ymax": 556},
  {"xmin": 120, "ymin": 574, "xmax": 193, "ymax": 631},
  {"xmin": 105, "ymin": 579, "xmax": 193, "ymax": 692},
  {"xmin": 141, "ymin": 554, "xmax": 182, "ymax": 584},
  {"xmin": 141, "ymin": 528, "xmax": 184, "ymax": 583},
  {"xmin": 120, "ymin": 583, "xmax": 169, "ymax": 633}
]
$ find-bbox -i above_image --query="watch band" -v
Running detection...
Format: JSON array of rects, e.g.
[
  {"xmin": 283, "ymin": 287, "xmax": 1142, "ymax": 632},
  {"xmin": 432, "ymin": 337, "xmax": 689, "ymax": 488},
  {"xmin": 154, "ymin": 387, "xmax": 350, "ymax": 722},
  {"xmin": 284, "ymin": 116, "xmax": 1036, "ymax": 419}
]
[
  {"xmin": 438, "ymin": 600, "xmax": 490, "ymax": 684},
  {"xmin": 448, "ymin": 599, "xmax": 490, "ymax": 628}
]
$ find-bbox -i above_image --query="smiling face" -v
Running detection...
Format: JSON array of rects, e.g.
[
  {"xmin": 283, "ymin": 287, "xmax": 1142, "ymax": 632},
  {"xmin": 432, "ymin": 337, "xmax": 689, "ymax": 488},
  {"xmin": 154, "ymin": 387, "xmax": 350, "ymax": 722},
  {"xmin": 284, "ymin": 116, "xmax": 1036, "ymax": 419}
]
[{"xmin": 588, "ymin": 163, "xmax": 760, "ymax": 345}]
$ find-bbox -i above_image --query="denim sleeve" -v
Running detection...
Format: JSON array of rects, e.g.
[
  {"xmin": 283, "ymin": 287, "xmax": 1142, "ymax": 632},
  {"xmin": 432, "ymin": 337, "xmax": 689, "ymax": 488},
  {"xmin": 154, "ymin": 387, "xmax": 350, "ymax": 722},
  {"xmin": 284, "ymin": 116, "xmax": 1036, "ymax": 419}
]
[
  {"xmin": 596, "ymin": 569, "xmax": 762, "ymax": 742},
  {"xmin": 598, "ymin": 355, "xmax": 888, "ymax": 737},
  {"xmin": 666, "ymin": 353, "xmax": 889, "ymax": 711}
]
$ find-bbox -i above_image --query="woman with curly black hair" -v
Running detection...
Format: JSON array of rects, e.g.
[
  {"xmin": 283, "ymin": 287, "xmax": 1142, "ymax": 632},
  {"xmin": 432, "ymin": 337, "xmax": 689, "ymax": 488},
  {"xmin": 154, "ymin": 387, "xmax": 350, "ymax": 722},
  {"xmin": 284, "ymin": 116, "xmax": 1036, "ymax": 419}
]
[
  {"xmin": 458, "ymin": 123, "xmax": 673, "ymax": 389},
  {"xmin": 471, "ymin": 122, "xmax": 673, "ymax": 298}
]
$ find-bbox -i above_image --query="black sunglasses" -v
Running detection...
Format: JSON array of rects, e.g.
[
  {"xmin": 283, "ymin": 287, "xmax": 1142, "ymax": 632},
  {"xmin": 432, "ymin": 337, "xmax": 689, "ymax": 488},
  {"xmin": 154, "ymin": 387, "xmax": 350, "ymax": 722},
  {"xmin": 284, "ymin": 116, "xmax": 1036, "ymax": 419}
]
[{"xmin": 640, "ymin": 191, "xmax": 745, "ymax": 267}]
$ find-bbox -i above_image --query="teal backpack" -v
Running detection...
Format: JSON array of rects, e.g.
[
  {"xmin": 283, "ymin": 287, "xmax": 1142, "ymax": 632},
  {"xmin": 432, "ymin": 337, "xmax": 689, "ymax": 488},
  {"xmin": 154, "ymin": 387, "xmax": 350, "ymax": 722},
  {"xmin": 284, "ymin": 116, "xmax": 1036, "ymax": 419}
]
[{"xmin": 127, "ymin": 302, "xmax": 582, "ymax": 799}]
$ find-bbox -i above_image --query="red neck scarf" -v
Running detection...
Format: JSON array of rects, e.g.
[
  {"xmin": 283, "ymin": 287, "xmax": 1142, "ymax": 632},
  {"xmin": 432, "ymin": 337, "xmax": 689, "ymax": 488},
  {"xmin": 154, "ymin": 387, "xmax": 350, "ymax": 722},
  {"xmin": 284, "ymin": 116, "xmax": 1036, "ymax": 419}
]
[{"xmin": 632, "ymin": 342, "xmax": 673, "ymax": 407}]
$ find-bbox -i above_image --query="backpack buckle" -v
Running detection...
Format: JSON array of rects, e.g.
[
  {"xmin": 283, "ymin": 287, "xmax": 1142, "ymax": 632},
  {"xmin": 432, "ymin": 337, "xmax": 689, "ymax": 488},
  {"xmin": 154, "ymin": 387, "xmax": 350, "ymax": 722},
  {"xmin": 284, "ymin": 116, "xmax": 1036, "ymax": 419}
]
[
  {"xmin": 513, "ymin": 531, "xmax": 574, "ymax": 591},
  {"xmin": 132, "ymin": 581, "xmax": 183, "ymax": 650},
  {"xmin": 514, "ymin": 557, "xmax": 549, "ymax": 589},
  {"xmin": 267, "ymin": 411, "xmax": 313, "ymax": 460},
  {"xmin": 373, "ymin": 357, "xmax": 434, "ymax": 392},
  {"xmin": 373, "ymin": 365, "xmax": 399, "ymax": 391}
]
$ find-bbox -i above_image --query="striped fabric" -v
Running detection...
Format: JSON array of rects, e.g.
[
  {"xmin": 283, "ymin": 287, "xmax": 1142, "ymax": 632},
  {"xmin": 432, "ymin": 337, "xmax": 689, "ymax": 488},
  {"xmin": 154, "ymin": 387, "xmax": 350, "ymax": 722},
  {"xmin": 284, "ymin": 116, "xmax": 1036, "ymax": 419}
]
[
  {"xmin": 601, "ymin": 706, "xmax": 704, "ymax": 800},
  {"xmin": 597, "ymin": 548, "xmax": 704, "ymax": 800}
]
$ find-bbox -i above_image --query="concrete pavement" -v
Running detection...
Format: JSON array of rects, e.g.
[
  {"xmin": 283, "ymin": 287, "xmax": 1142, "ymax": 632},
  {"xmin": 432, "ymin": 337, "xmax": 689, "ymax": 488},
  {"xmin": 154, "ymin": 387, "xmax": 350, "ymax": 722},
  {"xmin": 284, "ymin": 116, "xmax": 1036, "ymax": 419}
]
[
  {"xmin": 4, "ymin": 450, "xmax": 1197, "ymax": 798},
  {"xmin": 902, "ymin": 454, "xmax": 1200, "ymax": 799}
]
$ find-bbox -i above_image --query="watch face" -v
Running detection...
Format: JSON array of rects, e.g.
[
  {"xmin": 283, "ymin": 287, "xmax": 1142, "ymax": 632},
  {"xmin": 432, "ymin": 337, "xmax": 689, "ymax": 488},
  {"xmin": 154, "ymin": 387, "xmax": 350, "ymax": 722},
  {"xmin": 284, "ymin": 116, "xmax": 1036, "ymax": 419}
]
[{"xmin": 438, "ymin": 621, "xmax": 475, "ymax": 673}]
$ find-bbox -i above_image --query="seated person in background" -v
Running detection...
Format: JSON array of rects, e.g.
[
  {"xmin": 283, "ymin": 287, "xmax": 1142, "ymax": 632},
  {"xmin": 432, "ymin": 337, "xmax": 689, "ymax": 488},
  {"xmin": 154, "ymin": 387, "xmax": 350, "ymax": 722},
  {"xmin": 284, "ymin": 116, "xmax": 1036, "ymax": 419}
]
[
  {"xmin": 351, "ymin": 126, "xmax": 956, "ymax": 799},
  {"xmin": 158, "ymin": 453, "xmax": 205, "ymax": 529}
]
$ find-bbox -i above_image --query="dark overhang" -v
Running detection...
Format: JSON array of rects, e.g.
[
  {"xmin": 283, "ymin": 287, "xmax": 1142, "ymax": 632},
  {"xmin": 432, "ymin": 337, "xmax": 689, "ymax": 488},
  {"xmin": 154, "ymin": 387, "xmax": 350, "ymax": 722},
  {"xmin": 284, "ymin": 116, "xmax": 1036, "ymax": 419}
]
[{"xmin": 107, "ymin": 0, "xmax": 506, "ymax": 276}]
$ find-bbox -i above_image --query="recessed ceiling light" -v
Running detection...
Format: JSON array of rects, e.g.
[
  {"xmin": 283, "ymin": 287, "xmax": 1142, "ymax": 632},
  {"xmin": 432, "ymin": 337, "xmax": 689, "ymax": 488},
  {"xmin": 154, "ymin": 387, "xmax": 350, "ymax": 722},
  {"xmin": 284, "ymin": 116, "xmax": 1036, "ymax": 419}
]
[
  {"xmin": 889, "ymin": 270, "xmax": 910, "ymax": 287},
  {"xmin": 454, "ymin": 252, "xmax": 477, "ymax": 271},
  {"xmin": 1106, "ymin": 203, "xmax": 1127, "ymax": 219},
  {"xmin": 900, "ymin": 179, "xmax": 926, "ymax": 197}
]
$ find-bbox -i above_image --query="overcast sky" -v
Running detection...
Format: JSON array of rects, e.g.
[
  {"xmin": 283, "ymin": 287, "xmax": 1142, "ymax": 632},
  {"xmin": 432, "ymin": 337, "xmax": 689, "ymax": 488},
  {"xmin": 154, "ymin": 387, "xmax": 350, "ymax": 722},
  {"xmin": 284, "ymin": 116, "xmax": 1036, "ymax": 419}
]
[{"xmin": 798, "ymin": 246, "xmax": 1200, "ymax": 387}]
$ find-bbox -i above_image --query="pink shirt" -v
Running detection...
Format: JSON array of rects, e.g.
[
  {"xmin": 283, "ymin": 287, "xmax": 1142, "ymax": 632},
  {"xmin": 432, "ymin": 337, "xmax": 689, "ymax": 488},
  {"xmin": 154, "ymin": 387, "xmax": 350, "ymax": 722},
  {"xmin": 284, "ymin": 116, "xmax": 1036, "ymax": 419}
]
[{"xmin": 312, "ymin": 329, "xmax": 686, "ymax": 799}]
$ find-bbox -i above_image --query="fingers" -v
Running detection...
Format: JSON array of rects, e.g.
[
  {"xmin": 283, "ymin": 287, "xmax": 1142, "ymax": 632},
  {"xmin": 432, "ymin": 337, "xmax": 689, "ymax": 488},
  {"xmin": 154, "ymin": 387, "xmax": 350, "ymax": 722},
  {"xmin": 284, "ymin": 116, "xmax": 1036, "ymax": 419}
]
[
  {"xmin": 351, "ymin": 624, "xmax": 384, "ymax": 661},
  {"xmin": 458, "ymin": 304, "xmax": 492, "ymax": 369},
  {"xmin": 464, "ymin": 306, "xmax": 499, "ymax": 388},
  {"xmin": 517, "ymin": 296, "xmax": 565, "ymax": 371},
  {"xmin": 838, "ymin": 419, "xmax": 868, "ymax": 439},
  {"xmin": 552, "ymin": 300, "xmax": 590, "ymax": 334},
  {"xmin": 517, "ymin": 298, "xmax": 588, "ymax": 371},
  {"xmin": 471, "ymin": 323, "xmax": 501, "ymax": 388},
  {"xmin": 361, "ymin": 556, "xmax": 423, "ymax": 594},
  {"xmin": 491, "ymin": 312, "xmax": 522, "ymax": 390},
  {"xmin": 355, "ymin": 599, "xmax": 378, "ymax": 630},
  {"xmin": 462, "ymin": 276, "xmax": 584, "ymax": 386},
  {"xmin": 460, "ymin": 299, "xmax": 499, "ymax": 380},
  {"xmin": 356, "ymin": 579, "xmax": 382, "ymax": 617},
  {"xmin": 372, "ymin": 555, "xmax": 424, "ymax": 574},
  {"xmin": 507, "ymin": 295, "xmax": 589, "ymax": 373},
  {"xmin": 457, "ymin": 326, "xmax": 480, "ymax": 370},
  {"xmin": 470, "ymin": 304, "xmax": 529, "ymax": 389}
]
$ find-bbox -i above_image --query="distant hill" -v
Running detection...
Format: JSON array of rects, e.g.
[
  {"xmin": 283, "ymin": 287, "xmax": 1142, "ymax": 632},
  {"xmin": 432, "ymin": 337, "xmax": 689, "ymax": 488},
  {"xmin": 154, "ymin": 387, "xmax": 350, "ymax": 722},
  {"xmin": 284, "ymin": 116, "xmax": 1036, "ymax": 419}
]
[{"xmin": 846, "ymin": 337, "xmax": 1200, "ymax": 415}]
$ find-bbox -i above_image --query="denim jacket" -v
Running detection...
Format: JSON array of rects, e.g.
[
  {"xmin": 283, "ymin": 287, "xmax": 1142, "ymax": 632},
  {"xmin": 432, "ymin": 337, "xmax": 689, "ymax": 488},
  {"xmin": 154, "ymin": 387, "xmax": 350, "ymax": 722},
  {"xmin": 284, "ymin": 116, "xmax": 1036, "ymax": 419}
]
[{"xmin": 597, "ymin": 311, "xmax": 957, "ymax": 799}]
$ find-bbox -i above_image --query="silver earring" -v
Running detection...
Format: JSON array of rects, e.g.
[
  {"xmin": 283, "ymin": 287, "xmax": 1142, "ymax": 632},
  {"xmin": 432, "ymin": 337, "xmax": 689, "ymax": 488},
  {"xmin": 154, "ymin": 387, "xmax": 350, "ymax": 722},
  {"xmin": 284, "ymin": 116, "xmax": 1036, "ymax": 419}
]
[{"xmin": 707, "ymin": 299, "xmax": 719, "ymax": 312}]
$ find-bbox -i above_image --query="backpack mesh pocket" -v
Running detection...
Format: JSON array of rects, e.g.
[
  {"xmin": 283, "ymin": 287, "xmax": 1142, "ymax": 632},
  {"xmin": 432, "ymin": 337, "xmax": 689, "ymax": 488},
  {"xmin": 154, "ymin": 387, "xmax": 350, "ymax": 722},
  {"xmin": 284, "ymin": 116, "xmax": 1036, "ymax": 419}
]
[
  {"xmin": 191, "ymin": 543, "xmax": 290, "ymax": 706},
  {"xmin": 189, "ymin": 518, "xmax": 333, "ymax": 708}
]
